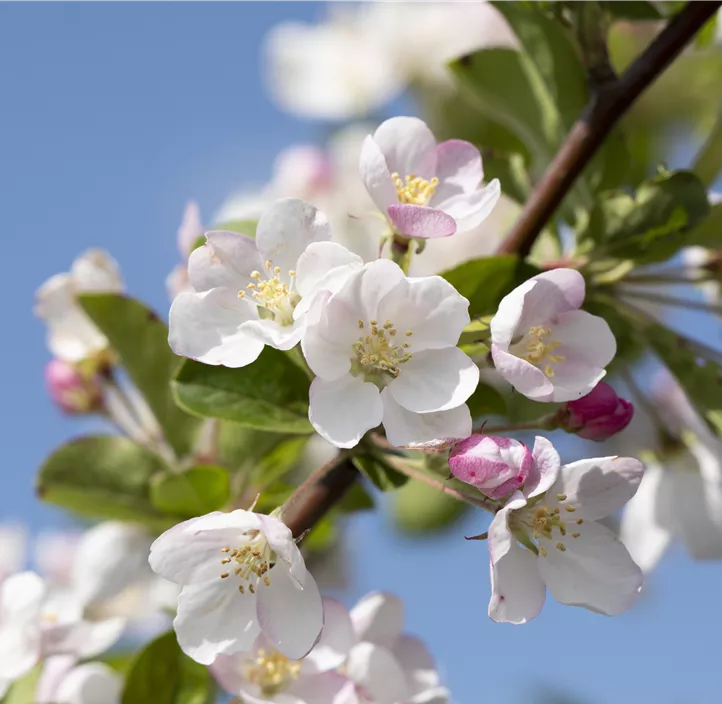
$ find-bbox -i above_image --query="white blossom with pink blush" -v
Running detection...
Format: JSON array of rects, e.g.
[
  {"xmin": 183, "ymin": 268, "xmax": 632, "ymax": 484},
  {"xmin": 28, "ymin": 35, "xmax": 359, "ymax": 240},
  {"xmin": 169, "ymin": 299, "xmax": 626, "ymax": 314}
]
[
  {"xmin": 360, "ymin": 117, "xmax": 500, "ymax": 240},
  {"xmin": 149, "ymin": 509, "xmax": 323, "ymax": 665},
  {"xmin": 302, "ymin": 259, "xmax": 478, "ymax": 449},
  {"xmin": 169, "ymin": 198, "xmax": 363, "ymax": 368},
  {"xmin": 490, "ymin": 268, "xmax": 616, "ymax": 402},
  {"xmin": 35, "ymin": 250, "xmax": 123, "ymax": 364},
  {"xmin": 167, "ymin": 200, "xmax": 205, "ymax": 300},
  {"xmin": 479, "ymin": 440, "xmax": 644, "ymax": 623}
]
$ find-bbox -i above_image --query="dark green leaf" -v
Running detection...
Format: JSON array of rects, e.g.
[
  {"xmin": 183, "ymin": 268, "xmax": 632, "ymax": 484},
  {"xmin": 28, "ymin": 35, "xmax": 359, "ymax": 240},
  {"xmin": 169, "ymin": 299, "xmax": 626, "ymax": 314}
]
[
  {"xmin": 602, "ymin": 1, "xmax": 662, "ymax": 20},
  {"xmin": 336, "ymin": 481, "xmax": 375, "ymax": 512},
  {"xmin": 467, "ymin": 382, "xmax": 507, "ymax": 419},
  {"xmin": 122, "ymin": 631, "xmax": 214, "ymax": 704},
  {"xmin": 78, "ymin": 294, "xmax": 201, "ymax": 457},
  {"xmin": 150, "ymin": 465, "xmax": 231, "ymax": 518},
  {"xmin": 352, "ymin": 455, "xmax": 408, "ymax": 492},
  {"xmin": 391, "ymin": 479, "xmax": 470, "ymax": 535},
  {"xmin": 173, "ymin": 348, "xmax": 312, "ymax": 434},
  {"xmin": 217, "ymin": 425, "xmax": 287, "ymax": 472},
  {"xmin": 37, "ymin": 436, "xmax": 169, "ymax": 527},
  {"xmin": 687, "ymin": 202, "xmax": 722, "ymax": 248},
  {"xmin": 583, "ymin": 170, "xmax": 711, "ymax": 264},
  {"xmin": 441, "ymin": 255, "xmax": 540, "ymax": 318},
  {"xmin": 210, "ymin": 219, "xmax": 258, "ymax": 238}
]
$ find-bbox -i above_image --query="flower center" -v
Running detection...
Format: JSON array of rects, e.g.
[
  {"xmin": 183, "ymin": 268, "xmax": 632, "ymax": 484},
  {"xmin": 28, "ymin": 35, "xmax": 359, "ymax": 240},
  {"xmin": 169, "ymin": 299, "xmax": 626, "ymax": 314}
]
[
  {"xmin": 219, "ymin": 532, "xmax": 274, "ymax": 595},
  {"xmin": 351, "ymin": 319, "xmax": 413, "ymax": 383},
  {"xmin": 391, "ymin": 172, "xmax": 439, "ymax": 206},
  {"xmin": 238, "ymin": 260, "xmax": 299, "ymax": 326},
  {"xmin": 516, "ymin": 325, "xmax": 565, "ymax": 377},
  {"xmin": 243, "ymin": 647, "xmax": 301, "ymax": 697},
  {"xmin": 513, "ymin": 493, "xmax": 583, "ymax": 556}
]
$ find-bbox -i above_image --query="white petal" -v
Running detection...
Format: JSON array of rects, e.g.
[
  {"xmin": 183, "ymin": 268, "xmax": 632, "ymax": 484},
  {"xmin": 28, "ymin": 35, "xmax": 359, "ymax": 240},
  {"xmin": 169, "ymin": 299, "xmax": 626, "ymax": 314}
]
[
  {"xmin": 391, "ymin": 635, "xmax": 440, "ymax": 694},
  {"xmin": 0, "ymin": 623, "xmax": 41, "ymax": 681},
  {"xmin": 175, "ymin": 580, "xmax": 260, "ymax": 665},
  {"xmin": 548, "ymin": 456, "xmax": 644, "ymax": 521},
  {"xmin": 255, "ymin": 198, "xmax": 331, "ymax": 276},
  {"xmin": 70, "ymin": 522, "xmax": 150, "ymax": 606},
  {"xmin": 303, "ymin": 598, "xmax": 355, "ymax": 674},
  {"xmin": 208, "ymin": 650, "xmax": 249, "ymax": 696},
  {"xmin": 70, "ymin": 250, "xmax": 123, "ymax": 293},
  {"xmin": 360, "ymin": 135, "xmax": 398, "ymax": 213},
  {"xmin": 372, "ymin": 117, "xmax": 437, "ymax": 179},
  {"xmin": 43, "ymin": 617, "xmax": 126, "ymax": 659},
  {"xmin": 36, "ymin": 655, "xmax": 76, "ymax": 704},
  {"xmin": 0, "ymin": 571, "xmax": 45, "ymax": 620},
  {"xmin": 187, "ymin": 231, "xmax": 262, "ymax": 293},
  {"xmin": 488, "ymin": 501, "xmax": 546, "ymax": 624},
  {"xmin": 177, "ymin": 201, "xmax": 204, "ymax": 256},
  {"xmin": 619, "ymin": 462, "xmax": 672, "ymax": 573},
  {"xmin": 387, "ymin": 347, "xmax": 479, "ymax": 413},
  {"xmin": 525, "ymin": 436, "xmax": 561, "ymax": 499},
  {"xmin": 347, "ymin": 642, "xmax": 409, "ymax": 704},
  {"xmin": 149, "ymin": 511, "xmax": 261, "ymax": 585},
  {"xmin": 432, "ymin": 139, "xmax": 484, "ymax": 200},
  {"xmin": 381, "ymin": 390, "xmax": 471, "ymax": 449},
  {"xmin": 335, "ymin": 259, "xmax": 406, "ymax": 324},
  {"xmin": 349, "ymin": 591, "xmax": 404, "ymax": 648},
  {"xmin": 309, "ymin": 376, "xmax": 383, "ymax": 449},
  {"xmin": 240, "ymin": 318, "xmax": 305, "ymax": 351},
  {"xmin": 286, "ymin": 673, "xmax": 360, "ymax": 704},
  {"xmin": 295, "ymin": 242, "xmax": 364, "ymax": 299},
  {"xmin": 490, "ymin": 346, "xmax": 555, "ymax": 402},
  {"xmin": 408, "ymin": 687, "xmax": 451, "ymax": 704},
  {"xmin": 257, "ymin": 563, "xmax": 323, "ymax": 660},
  {"xmin": 168, "ymin": 288, "xmax": 264, "ymax": 368},
  {"xmin": 434, "ymin": 180, "xmax": 501, "ymax": 233},
  {"xmin": 0, "ymin": 524, "xmax": 27, "ymax": 582},
  {"xmin": 538, "ymin": 520, "xmax": 642, "ymax": 616},
  {"xmin": 54, "ymin": 662, "xmax": 123, "ymax": 704},
  {"xmin": 257, "ymin": 514, "xmax": 306, "ymax": 587},
  {"xmin": 376, "ymin": 274, "xmax": 470, "ymax": 351}
]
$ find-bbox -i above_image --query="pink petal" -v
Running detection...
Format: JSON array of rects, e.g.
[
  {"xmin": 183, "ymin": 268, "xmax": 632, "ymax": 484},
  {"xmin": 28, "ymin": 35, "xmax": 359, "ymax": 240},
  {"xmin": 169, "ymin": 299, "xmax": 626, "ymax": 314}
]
[
  {"xmin": 387, "ymin": 205, "xmax": 456, "ymax": 239},
  {"xmin": 433, "ymin": 139, "xmax": 483, "ymax": 201}
]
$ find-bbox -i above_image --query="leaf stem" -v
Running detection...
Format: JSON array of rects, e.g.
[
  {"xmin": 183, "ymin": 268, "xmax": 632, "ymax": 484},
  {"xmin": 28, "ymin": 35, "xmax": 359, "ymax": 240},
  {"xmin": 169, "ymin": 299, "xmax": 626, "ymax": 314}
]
[{"xmin": 496, "ymin": 1, "xmax": 721, "ymax": 258}]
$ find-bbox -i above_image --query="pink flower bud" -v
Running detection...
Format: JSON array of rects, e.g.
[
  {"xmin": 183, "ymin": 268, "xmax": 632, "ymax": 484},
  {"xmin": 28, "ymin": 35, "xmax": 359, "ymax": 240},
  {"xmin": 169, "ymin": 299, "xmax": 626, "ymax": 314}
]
[
  {"xmin": 449, "ymin": 435, "xmax": 532, "ymax": 499},
  {"xmin": 560, "ymin": 382, "xmax": 633, "ymax": 441},
  {"xmin": 45, "ymin": 359, "xmax": 104, "ymax": 415}
]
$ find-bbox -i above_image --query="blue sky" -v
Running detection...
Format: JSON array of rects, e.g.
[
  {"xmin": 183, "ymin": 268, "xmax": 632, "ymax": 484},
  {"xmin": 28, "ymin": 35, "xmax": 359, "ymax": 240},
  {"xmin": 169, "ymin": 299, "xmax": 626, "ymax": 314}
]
[{"xmin": 1, "ymin": 4, "xmax": 721, "ymax": 703}]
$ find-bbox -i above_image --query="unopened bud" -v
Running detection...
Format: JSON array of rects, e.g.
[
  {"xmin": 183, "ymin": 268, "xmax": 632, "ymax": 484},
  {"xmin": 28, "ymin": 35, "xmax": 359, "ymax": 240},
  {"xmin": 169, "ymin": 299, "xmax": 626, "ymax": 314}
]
[
  {"xmin": 449, "ymin": 435, "xmax": 532, "ymax": 499},
  {"xmin": 558, "ymin": 382, "xmax": 633, "ymax": 441},
  {"xmin": 45, "ymin": 359, "xmax": 104, "ymax": 415}
]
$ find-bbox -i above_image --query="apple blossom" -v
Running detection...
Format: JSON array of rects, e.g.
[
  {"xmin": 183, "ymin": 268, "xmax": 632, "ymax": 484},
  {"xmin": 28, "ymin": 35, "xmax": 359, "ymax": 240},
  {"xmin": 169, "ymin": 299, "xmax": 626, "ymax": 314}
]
[
  {"xmin": 490, "ymin": 268, "xmax": 617, "ymax": 402},
  {"xmin": 467, "ymin": 438, "xmax": 644, "ymax": 623},
  {"xmin": 45, "ymin": 359, "xmax": 104, "ymax": 415},
  {"xmin": 360, "ymin": 117, "xmax": 500, "ymax": 240},
  {"xmin": 149, "ymin": 509, "xmax": 323, "ymax": 665},
  {"xmin": 449, "ymin": 435, "xmax": 532, "ymax": 499},
  {"xmin": 36, "ymin": 655, "xmax": 122, "ymax": 704},
  {"xmin": 302, "ymin": 259, "xmax": 479, "ymax": 448},
  {"xmin": 0, "ymin": 525, "xmax": 27, "ymax": 583},
  {"xmin": 167, "ymin": 200, "xmax": 204, "ymax": 299},
  {"xmin": 169, "ymin": 198, "xmax": 363, "ymax": 367},
  {"xmin": 35, "ymin": 249, "xmax": 123, "ymax": 365},
  {"xmin": 557, "ymin": 382, "xmax": 634, "ymax": 441}
]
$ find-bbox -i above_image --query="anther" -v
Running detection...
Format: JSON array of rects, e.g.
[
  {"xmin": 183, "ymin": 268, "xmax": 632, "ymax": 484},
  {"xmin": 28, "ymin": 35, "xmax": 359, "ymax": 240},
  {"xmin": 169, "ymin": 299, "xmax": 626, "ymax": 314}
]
[
  {"xmin": 572, "ymin": 532, "xmax": 581, "ymax": 538},
  {"xmin": 540, "ymin": 547, "xmax": 548, "ymax": 557},
  {"xmin": 249, "ymin": 584, "xmax": 255, "ymax": 594},
  {"xmin": 556, "ymin": 543, "xmax": 566, "ymax": 552},
  {"xmin": 274, "ymin": 266, "xmax": 281, "ymax": 274},
  {"xmin": 239, "ymin": 585, "xmax": 245, "ymax": 594},
  {"xmin": 576, "ymin": 518, "xmax": 584, "ymax": 525},
  {"xmin": 556, "ymin": 493, "xmax": 567, "ymax": 501},
  {"xmin": 251, "ymin": 271, "xmax": 261, "ymax": 279},
  {"xmin": 358, "ymin": 320, "xmax": 364, "ymax": 329},
  {"xmin": 220, "ymin": 547, "xmax": 230, "ymax": 553},
  {"xmin": 263, "ymin": 576, "xmax": 270, "ymax": 587},
  {"xmin": 220, "ymin": 572, "xmax": 229, "ymax": 579},
  {"xmin": 265, "ymin": 261, "xmax": 272, "ymax": 270},
  {"xmin": 221, "ymin": 557, "xmax": 231, "ymax": 564},
  {"xmin": 565, "ymin": 505, "xmax": 576, "ymax": 513}
]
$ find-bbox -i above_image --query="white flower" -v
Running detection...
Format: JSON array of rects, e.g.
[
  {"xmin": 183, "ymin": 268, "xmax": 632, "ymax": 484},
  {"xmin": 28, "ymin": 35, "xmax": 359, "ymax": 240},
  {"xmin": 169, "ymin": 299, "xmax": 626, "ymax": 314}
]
[
  {"xmin": 149, "ymin": 509, "xmax": 323, "ymax": 665},
  {"xmin": 35, "ymin": 250, "xmax": 123, "ymax": 364},
  {"xmin": 211, "ymin": 593, "xmax": 448, "ymax": 704},
  {"xmin": 487, "ymin": 440, "xmax": 644, "ymax": 623},
  {"xmin": 302, "ymin": 259, "xmax": 479, "ymax": 449},
  {"xmin": 36, "ymin": 655, "xmax": 122, "ymax": 704},
  {"xmin": 0, "ymin": 524, "xmax": 27, "ymax": 583},
  {"xmin": 167, "ymin": 200, "xmax": 205, "ymax": 300},
  {"xmin": 169, "ymin": 198, "xmax": 362, "ymax": 368},
  {"xmin": 490, "ymin": 268, "xmax": 617, "ymax": 402},
  {"xmin": 360, "ymin": 117, "xmax": 500, "ymax": 240}
]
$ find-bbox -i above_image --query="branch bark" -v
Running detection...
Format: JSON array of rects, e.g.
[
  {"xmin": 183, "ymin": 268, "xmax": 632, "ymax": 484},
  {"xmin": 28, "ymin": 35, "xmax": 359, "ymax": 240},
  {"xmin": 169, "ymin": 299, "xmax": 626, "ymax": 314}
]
[{"xmin": 496, "ymin": 1, "xmax": 721, "ymax": 258}]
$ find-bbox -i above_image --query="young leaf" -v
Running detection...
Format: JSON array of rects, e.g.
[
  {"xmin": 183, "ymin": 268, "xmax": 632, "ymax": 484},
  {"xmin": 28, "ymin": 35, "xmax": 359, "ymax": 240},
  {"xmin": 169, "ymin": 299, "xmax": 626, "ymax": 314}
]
[
  {"xmin": 173, "ymin": 348, "xmax": 313, "ymax": 434},
  {"xmin": 78, "ymin": 293, "xmax": 201, "ymax": 457},
  {"xmin": 37, "ymin": 436, "xmax": 170, "ymax": 528},
  {"xmin": 122, "ymin": 631, "xmax": 214, "ymax": 704},
  {"xmin": 150, "ymin": 465, "xmax": 231, "ymax": 518},
  {"xmin": 209, "ymin": 220, "xmax": 258, "ymax": 238}
]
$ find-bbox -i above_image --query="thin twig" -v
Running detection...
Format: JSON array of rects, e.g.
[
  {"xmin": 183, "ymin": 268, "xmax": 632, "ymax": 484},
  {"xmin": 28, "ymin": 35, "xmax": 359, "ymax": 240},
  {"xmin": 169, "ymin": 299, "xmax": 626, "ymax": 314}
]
[{"xmin": 496, "ymin": 1, "xmax": 721, "ymax": 258}]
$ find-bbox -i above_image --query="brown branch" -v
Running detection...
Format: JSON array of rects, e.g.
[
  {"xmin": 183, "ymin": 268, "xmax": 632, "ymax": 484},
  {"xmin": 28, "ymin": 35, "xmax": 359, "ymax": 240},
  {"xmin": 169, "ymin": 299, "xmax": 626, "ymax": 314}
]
[{"xmin": 496, "ymin": 1, "xmax": 721, "ymax": 258}]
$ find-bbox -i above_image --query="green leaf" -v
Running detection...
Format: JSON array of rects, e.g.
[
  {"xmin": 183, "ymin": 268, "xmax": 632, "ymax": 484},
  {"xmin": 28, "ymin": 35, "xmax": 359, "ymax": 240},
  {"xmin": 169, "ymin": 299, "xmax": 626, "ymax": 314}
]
[
  {"xmin": 78, "ymin": 294, "xmax": 201, "ymax": 457},
  {"xmin": 336, "ymin": 481, "xmax": 375, "ymax": 512},
  {"xmin": 391, "ymin": 479, "xmax": 470, "ymax": 535},
  {"xmin": 150, "ymin": 465, "xmax": 231, "ymax": 518},
  {"xmin": 467, "ymin": 382, "xmax": 507, "ymax": 419},
  {"xmin": 584, "ymin": 170, "xmax": 711, "ymax": 264},
  {"xmin": 2, "ymin": 666, "xmax": 41, "ymax": 704},
  {"xmin": 303, "ymin": 514, "xmax": 337, "ymax": 553},
  {"xmin": 687, "ymin": 202, "xmax": 722, "ymax": 248},
  {"xmin": 352, "ymin": 455, "xmax": 408, "ymax": 492},
  {"xmin": 122, "ymin": 631, "xmax": 214, "ymax": 704},
  {"xmin": 210, "ymin": 219, "xmax": 258, "ymax": 238},
  {"xmin": 173, "ymin": 348, "xmax": 313, "ymax": 434},
  {"xmin": 217, "ymin": 425, "xmax": 287, "ymax": 472},
  {"xmin": 37, "ymin": 436, "xmax": 169, "ymax": 527},
  {"xmin": 602, "ymin": 1, "xmax": 662, "ymax": 20},
  {"xmin": 441, "ymin": 255, "xmax": 540, "ymax": 318},
  {"xmin": 250, "ymin": 436, "xmax": 310, "ymax": 488}
]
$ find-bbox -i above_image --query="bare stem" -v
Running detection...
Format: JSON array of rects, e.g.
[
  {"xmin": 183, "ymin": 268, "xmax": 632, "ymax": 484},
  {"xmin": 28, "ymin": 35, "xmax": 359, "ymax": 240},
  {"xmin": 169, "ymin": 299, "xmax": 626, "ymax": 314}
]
[{"xmin": 496, "ymin": 1, "xmax": 721, "ymax": 258}]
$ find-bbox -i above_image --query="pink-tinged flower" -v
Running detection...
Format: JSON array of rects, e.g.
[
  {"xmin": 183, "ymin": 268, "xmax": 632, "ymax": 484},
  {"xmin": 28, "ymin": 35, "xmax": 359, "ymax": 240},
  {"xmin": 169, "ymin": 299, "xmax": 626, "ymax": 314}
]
[
  {"xmin": 167, "ymin": 201, "xmax": 205, "ymax": 300},
  {"xmin": 449, "ymin": 435, "xmax": 532, "ymax": 499},
  {"xmin": 302, "ymin": 259, "xmax": 478, "ymax": 449},
  {"xmin": 490, "ymin": 269, "xmax": 616, "ymax": 403},
  {"xmin": 45, "ymin": 360, "xmax": 104, "ymax": 415},
  {"xmin": 149, "ymin": 509, "xmax": 323, "ymax": 665},
  {"xmin": 360, "ymin": 117, "xmax": 500, "ymax": 239},
  {"xmin": 486, "ymin": 441, "xmax": 644, "ymax": 624},
  {"xmin": 559, "ymin": 382, "xmax": 634, "ymax": 441}
]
